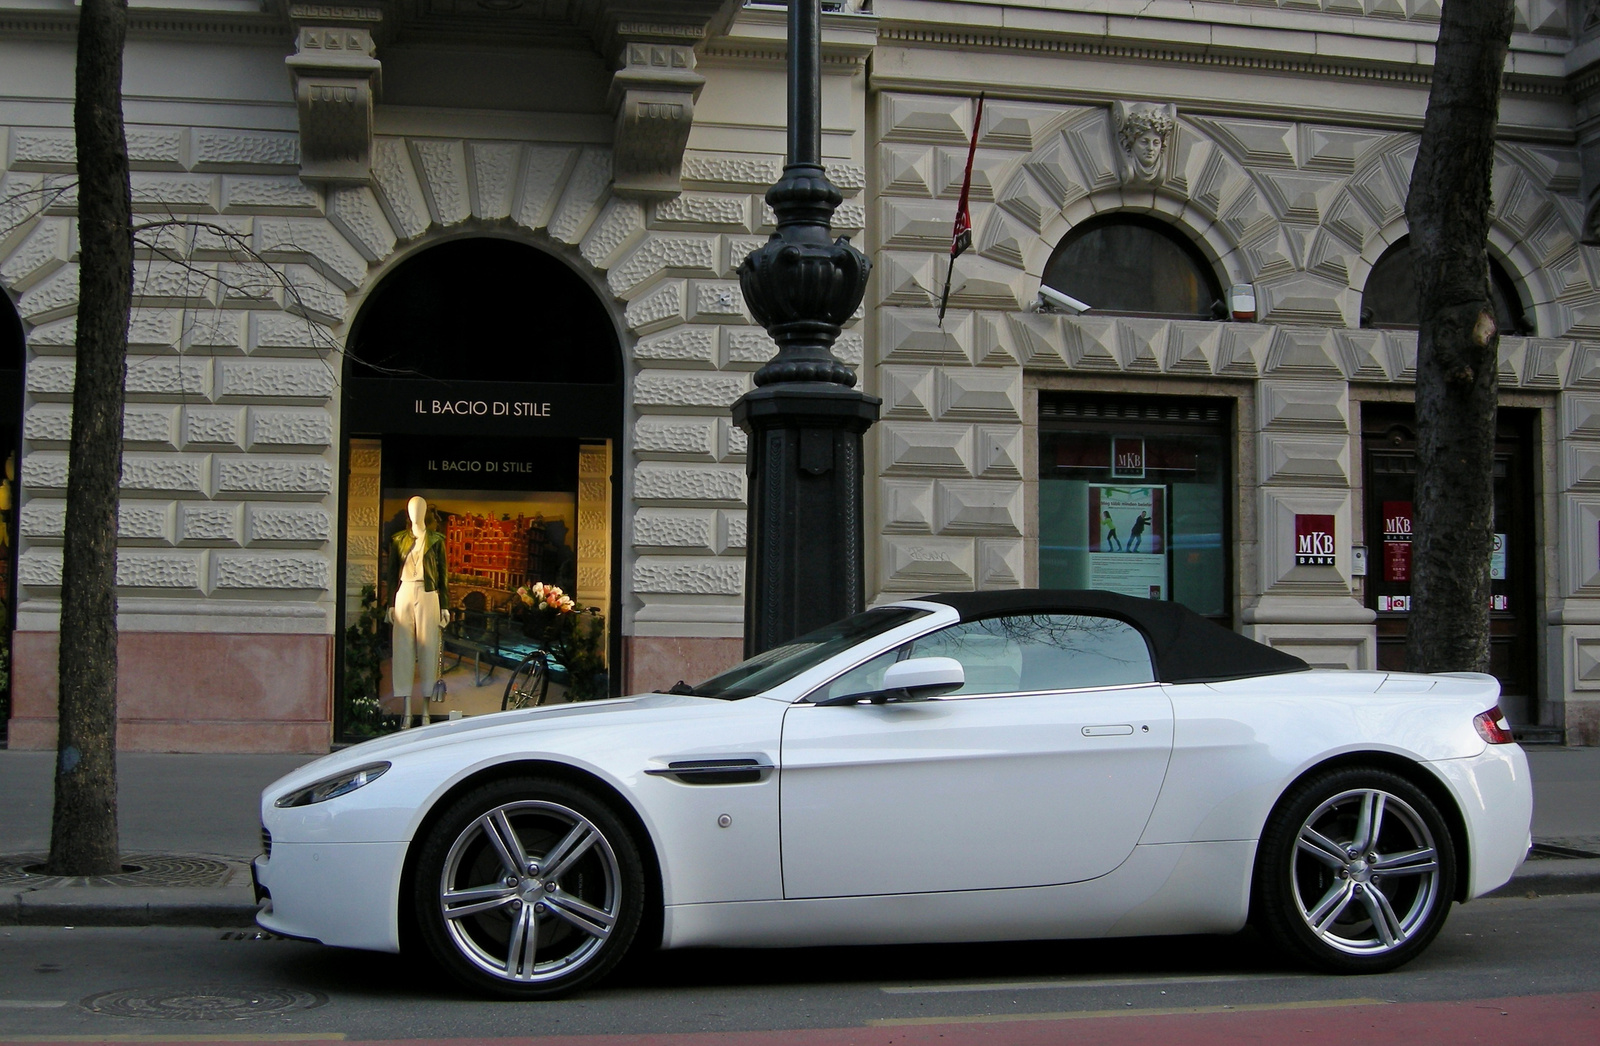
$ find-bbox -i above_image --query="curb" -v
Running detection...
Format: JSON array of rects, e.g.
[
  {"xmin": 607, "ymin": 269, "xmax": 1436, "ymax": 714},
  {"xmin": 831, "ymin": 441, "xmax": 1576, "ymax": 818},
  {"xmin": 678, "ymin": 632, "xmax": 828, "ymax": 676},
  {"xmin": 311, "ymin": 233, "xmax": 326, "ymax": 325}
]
[
  {"xmin": 1485, "ymin": 857, "xmax": 1600, "ymax": 899},
  {"xmin": 1, "ymin": 862, "xmax": 1595, "ymax": 928},
  {"xmin": 0, "ymin": 886, "xmax": 258, "ymax": 927}
]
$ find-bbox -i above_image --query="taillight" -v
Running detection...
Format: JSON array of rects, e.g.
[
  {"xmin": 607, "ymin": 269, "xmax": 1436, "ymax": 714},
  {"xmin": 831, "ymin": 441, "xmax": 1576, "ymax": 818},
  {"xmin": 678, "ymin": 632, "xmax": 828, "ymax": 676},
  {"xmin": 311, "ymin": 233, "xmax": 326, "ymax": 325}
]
[{"xmin": 1474, "ymin": 706, "xmax": 1514, "ymax": 744}]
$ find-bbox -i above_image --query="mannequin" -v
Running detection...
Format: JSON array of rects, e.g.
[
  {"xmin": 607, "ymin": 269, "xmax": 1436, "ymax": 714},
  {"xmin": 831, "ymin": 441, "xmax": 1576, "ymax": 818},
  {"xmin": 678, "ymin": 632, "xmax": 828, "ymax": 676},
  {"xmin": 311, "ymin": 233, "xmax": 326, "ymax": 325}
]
[{"xmin": 385, "ymin": 496, "xmax": 450, "ymax": 728}]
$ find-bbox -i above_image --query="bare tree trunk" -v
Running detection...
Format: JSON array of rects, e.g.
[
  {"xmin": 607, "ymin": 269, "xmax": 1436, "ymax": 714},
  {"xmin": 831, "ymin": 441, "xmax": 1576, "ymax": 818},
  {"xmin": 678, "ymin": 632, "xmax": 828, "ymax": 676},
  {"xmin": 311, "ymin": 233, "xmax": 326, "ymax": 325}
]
[
  {"xmin": 1403, "ymin": 0, "xmax": 1515, "ymax": 676},
  {"xmin": 46, "ymin": 0, "xmax": 131, "ymax": 876}
]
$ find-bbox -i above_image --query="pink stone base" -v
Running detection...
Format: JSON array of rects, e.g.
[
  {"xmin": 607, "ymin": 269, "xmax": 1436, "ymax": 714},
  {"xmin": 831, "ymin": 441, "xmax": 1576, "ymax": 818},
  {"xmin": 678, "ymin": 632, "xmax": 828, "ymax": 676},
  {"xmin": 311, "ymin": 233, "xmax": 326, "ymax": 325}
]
[
  {"xmin": 623, "ymin": 636, "xmax": 743, "ymax": 696},
  {"xmin": 1568, "ymin": 699, "xmax": 1600, "ymax": 746},
  {"xmin": 7, "ymin": 631, "xmax": 334, "ymax": 753}
]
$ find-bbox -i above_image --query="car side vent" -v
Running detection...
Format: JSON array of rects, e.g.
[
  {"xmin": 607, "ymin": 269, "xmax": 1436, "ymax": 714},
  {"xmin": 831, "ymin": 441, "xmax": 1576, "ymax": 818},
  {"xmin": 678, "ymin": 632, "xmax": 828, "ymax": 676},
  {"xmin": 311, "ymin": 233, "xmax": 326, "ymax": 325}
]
[{"xmin": 645, "ymin": 758, "xmax": 773, "ymax": 785}]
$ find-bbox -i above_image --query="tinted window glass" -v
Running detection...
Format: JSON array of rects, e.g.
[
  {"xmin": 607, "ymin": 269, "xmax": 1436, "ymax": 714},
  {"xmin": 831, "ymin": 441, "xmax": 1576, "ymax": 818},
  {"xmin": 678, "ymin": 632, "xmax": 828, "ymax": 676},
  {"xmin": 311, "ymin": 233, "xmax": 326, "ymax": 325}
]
[
  {"xmin": 812, "ymin": 648, "xmax": 902, "ymax": 704},
  {"xmin": 1360, "ymin": 237, "xmax": 1526, "ymax": 334},
  {"xmin": 1042, "ymin": 215, "xmax": 1223, "ymax": 320},
  {"xmin": 904, "ymin": 614, "xmax": 1155, "ymax": 696},
  {"xmin": 346, "ymin": 238, "xmax": 619, "ymax": 384},
  {"xmin": 691, "ymin": 607, "xmax": 929, "ymax": 700},
  {"xmin": 1039, "ymin": 394, "xmax": 1231, "ymax": 622}
]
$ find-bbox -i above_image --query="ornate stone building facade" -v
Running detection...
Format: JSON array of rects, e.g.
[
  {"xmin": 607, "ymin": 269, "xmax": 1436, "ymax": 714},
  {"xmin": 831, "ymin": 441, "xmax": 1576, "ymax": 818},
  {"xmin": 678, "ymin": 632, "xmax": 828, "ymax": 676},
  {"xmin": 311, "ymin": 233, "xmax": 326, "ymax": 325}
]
[{"xmin": 0, "ymin": 0, "xmax": 1597, "ymax": 748}]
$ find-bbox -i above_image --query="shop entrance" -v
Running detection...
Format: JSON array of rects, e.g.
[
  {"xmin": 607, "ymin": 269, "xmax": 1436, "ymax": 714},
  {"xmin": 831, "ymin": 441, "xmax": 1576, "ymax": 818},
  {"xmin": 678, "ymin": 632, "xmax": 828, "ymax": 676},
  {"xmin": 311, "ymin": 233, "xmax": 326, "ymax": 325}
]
[
  {"xmin": 0, "ymin": 295, "xmax": 18, "ymax": 744},
  {"xmin": 1360, "ymin": 403, "xmax": 1538, "ymax": 724},
  {"xmin": 337, "ymin": 239, "xmax": 623, "ymax": 739}
]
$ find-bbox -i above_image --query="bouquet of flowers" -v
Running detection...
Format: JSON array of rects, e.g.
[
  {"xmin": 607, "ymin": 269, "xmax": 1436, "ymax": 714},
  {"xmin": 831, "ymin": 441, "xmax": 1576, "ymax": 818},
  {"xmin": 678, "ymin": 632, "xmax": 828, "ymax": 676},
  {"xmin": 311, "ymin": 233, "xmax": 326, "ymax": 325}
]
[
  {"xmin": 517, "ymin": 581, "xmax": 577, "ymax": 615},
  {"xmin": 514, "ymin": 582, "xmax": 607, "ymax": 700}
]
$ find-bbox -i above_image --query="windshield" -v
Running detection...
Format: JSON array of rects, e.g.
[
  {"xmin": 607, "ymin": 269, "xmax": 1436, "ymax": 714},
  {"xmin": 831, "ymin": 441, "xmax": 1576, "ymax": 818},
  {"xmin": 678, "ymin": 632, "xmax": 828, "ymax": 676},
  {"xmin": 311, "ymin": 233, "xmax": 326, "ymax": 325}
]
[{"xmin": 691, "ymin": 607, "xmax": 931, "ymax": 700}]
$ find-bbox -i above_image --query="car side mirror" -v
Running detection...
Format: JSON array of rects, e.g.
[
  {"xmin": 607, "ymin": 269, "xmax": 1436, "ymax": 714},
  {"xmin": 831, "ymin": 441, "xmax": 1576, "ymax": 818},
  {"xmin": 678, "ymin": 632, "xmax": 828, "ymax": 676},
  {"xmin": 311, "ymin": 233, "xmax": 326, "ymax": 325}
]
[{"xmin": 815, "ymin": 657, "xmax": 966, "ymax": 706}]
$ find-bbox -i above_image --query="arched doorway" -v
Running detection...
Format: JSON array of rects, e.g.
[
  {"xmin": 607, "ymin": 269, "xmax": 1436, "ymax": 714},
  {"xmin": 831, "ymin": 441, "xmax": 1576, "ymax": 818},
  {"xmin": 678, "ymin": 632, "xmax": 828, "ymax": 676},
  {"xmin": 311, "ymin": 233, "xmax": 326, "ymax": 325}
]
[
  {"xmin": 336, "ymin": 238, "xmax": 624, "ymax": 738},
  {"xmin": 0, "ymin": 294, "xmax": 21, "ymax": 743}
]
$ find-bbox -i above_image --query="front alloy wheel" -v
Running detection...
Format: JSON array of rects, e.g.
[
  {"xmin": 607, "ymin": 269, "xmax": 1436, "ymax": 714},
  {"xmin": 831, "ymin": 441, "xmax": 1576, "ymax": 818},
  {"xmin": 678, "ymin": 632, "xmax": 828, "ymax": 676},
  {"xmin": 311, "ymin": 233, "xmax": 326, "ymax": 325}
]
[
  {"xmin": 1255, "ymin": 767, "xmax": 1456, "ymax": 973},
  {"xmin": 414, "ymin": 778, "xmax": 644, "ymax": 998}
]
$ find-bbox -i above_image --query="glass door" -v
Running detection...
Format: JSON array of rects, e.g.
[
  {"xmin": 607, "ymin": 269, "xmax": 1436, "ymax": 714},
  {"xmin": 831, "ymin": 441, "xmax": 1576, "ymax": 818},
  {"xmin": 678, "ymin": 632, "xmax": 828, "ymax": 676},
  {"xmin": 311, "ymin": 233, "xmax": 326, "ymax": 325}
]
[{"xmin": 1360, "ymin": 404, "xmax": 1537, "ymax": 723}]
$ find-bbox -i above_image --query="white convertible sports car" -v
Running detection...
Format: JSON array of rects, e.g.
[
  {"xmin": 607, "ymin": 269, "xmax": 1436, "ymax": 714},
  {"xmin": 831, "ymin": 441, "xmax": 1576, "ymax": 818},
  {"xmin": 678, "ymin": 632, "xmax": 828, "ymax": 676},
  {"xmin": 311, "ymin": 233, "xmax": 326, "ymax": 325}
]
[{"xmin": 254, "ymin": 590, "xmax": 1533, "ymax": 998}]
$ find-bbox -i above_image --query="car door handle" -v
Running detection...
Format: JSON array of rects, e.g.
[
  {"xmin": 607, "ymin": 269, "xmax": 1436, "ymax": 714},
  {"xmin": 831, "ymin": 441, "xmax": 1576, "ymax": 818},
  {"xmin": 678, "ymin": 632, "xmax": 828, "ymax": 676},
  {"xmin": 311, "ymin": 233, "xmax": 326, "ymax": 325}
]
[{"xmin": 1081, "ymin": 724, "xmax": 1135, "ymax": 736}]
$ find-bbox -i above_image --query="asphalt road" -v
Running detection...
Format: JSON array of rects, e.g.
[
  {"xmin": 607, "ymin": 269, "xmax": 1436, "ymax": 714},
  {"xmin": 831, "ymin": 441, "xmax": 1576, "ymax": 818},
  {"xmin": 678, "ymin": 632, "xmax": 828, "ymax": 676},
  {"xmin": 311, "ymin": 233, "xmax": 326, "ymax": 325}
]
[{"xmin": 0, "ymin": 893, "xmax": 1596, "ymax": 1044}]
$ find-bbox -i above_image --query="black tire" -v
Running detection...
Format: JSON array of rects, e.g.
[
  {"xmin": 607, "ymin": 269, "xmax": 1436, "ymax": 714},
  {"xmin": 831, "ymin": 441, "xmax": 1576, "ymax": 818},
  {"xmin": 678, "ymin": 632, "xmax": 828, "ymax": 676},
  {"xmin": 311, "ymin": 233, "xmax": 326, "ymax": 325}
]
[
  {"xmin": 1254, "ymin": 766, "xmax": 1457, "ymax": 974},
  {"xmin": 412, "ymin": 777, "xmax": 645, "ymax": 999},
  {"xmin": 502, "ymin": 653, "xmax": 549, "ymax": 711}
]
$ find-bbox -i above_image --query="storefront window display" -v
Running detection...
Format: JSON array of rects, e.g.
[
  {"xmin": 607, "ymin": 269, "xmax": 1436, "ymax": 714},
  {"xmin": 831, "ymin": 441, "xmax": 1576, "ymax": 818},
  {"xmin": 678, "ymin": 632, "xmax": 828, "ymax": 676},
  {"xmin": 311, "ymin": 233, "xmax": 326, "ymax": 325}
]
[
  {"xmin": 341, "ymin": 434, "xmax": 612, "ymax": 737},
  {"xmin": 335, "ymin": 237, "xmax": 622, "ymax": 739},
  {"xmin": 1039, "ymin": 395, "xmax": 1230, "ymax": 622}
]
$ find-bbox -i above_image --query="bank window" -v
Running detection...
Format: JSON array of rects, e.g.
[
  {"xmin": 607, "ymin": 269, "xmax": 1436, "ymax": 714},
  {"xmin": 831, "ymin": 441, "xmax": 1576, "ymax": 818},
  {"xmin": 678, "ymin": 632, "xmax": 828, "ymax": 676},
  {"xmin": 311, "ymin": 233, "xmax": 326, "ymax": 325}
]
[
  {"xmin": 1360, "ymin": 237, "xmax": 1529, "ymax": 335},
  {"xmin": 1041, "ymin": 214, "xmax": 1225, "ymax": 320},
  {"xmin": 1039, "ymin": 394, "xmax": 1231, "ymax": 623}
]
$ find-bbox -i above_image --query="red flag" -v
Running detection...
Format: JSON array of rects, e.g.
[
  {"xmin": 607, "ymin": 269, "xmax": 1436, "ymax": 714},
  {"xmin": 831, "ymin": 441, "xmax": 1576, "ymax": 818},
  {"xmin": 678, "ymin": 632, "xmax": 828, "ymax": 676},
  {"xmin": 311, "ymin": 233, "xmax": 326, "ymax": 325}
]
[{"xmin": 938, "ymin": 93, "xmax": 984, "ymax": 327}]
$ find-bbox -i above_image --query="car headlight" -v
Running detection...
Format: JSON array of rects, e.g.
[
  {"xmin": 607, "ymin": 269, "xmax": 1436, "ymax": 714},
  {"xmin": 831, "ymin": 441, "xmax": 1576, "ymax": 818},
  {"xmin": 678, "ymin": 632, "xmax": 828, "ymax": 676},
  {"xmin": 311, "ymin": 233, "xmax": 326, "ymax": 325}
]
[{"xmin": 273, "ymin": 762, "xmax": 391, "ymax": 808}]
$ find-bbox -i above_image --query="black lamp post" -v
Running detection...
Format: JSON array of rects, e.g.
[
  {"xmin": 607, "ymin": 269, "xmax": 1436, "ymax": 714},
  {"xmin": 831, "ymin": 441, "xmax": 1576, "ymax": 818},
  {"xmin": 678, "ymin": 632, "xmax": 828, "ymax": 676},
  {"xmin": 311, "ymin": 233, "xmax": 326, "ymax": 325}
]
[{"xmin": 734, "ymin": 0, "xmax": 879, "ymax": 655}]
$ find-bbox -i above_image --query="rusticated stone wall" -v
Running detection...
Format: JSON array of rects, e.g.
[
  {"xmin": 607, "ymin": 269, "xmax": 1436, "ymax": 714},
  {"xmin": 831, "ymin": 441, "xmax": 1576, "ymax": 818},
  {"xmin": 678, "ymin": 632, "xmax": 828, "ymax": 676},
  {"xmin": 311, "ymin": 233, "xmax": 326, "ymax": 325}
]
[
  {"xmin": 867, "ymin": 91, "xmax": 1600, "ymax": 739},
  {"xmin": 0, "ymin": 113, "xmax": 867, "ymax": 746}
]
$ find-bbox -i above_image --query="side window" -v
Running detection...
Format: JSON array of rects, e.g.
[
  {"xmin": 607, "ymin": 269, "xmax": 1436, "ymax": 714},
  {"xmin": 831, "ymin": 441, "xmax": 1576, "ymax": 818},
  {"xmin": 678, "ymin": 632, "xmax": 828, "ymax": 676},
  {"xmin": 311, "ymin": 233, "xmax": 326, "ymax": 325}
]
[
  {"xmin": 906, "ymin": 614, "xmax": 1155, "ymax": 696},
  {"xmin": 812, "ymin": 649, "xmax": 901, "ymax": 704}
]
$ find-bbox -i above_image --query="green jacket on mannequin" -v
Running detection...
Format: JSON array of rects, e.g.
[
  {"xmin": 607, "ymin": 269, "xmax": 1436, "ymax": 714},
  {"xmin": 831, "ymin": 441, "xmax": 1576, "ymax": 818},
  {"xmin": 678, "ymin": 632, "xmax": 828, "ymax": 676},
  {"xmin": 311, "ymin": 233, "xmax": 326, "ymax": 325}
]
[{"xmin": 386, "ymin": 528, "xmax": 449, "ymax": 608}]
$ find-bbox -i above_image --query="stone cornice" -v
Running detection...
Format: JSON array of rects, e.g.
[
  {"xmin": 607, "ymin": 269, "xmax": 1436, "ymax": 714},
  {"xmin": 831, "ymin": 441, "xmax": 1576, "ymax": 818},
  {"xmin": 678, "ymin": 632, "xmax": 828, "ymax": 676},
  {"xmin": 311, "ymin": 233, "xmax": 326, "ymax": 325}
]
[
  {"xmin": 1572, "ymin": 62, "xmax": 1600, "ymax": 104},
  {"xmin": 0, "ymin": 9, "xmax": 289, "ymax": 42},
  {"xmin": 873, "ymin": 22, "xmax": 1566, "ymax": 101},
  {"xmin": 701, "ymin": 5, "xmax": 877, "ymax": 71}
]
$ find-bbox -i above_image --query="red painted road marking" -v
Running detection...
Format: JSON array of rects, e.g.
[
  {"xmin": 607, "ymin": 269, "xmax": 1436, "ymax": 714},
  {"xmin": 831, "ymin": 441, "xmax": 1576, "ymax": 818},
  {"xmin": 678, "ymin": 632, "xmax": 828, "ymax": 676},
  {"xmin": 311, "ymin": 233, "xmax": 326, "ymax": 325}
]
[{"xmin": 3, "ymin": 991, "xmax": 1597, "ymax": 1046}]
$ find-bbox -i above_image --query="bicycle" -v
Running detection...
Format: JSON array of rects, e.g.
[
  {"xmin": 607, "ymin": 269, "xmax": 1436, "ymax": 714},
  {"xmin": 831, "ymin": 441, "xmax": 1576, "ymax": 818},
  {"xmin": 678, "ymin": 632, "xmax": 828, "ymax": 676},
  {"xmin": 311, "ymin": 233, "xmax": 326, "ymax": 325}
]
[{"xmin": 501, "ymin": 647, "xmax": 552, "ymax": 711}]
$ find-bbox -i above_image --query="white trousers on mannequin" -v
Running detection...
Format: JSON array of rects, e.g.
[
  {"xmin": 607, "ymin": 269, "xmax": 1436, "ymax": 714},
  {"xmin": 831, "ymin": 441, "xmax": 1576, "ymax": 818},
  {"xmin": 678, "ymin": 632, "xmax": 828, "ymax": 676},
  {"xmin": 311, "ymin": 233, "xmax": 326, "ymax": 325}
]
[{"xmin": 392, "ymin": 581, "xmax": 440, "ymax": 698}]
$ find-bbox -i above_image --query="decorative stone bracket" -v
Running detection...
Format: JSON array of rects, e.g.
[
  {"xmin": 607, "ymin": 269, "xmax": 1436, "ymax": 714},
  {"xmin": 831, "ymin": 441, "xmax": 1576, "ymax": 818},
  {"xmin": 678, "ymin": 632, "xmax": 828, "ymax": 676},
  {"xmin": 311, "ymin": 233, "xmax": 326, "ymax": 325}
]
[
  {"xmin": 286, "ymin": 16, "xmax": 383, "ymax": 185},
  {"xmin": 608, "ymin": 39, "xmax": 705, "ymax": 200}
]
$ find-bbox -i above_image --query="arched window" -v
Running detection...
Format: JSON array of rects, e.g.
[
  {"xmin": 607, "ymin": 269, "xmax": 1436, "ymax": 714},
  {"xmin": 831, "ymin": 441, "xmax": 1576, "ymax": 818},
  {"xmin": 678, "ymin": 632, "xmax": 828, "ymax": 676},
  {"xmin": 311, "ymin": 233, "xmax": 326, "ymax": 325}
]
[
  {"xmin": 1360, "ymin": 237, "xmax": 1529, "ymax": 334},
  {"xmin": 347, "ymin": 238, "xmax": 619, "ymax": 384},
  {"xmin": 1042, "ymin": 214, "xmax": 1224, "ymax": 320}
]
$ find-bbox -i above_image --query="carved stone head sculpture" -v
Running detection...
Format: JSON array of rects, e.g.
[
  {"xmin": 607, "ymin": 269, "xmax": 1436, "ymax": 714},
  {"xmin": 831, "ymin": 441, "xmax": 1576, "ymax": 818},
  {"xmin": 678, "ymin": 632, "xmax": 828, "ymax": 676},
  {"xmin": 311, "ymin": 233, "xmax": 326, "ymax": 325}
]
[{"xmin": 1114, "ymin": 101, "xmax": 1178, "ymax": 184}]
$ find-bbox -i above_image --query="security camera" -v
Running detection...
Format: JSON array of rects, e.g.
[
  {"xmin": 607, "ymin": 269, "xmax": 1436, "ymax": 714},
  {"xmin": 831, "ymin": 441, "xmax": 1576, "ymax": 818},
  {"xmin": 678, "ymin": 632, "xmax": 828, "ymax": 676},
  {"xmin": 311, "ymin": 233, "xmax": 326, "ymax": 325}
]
[{"xmin": 1035, "ymin": 285, "xmax": 1091, "ymax": 315}]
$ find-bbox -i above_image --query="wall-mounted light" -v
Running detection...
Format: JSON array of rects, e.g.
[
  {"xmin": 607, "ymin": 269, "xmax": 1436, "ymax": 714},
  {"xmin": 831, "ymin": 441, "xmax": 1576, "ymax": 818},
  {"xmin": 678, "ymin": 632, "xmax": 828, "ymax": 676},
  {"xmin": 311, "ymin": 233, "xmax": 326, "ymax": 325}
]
[{"xmin": 1228, "ymin": 284, "xmax": 1256, "ymax": 322}]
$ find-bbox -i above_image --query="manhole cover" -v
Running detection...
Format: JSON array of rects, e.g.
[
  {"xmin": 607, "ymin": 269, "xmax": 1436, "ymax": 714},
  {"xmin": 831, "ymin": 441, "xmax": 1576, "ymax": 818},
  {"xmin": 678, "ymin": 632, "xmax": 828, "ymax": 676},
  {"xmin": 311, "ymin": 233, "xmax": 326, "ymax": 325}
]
[
  {"xmin": 82, "ymin": 986, "xmax": 327, "ymax": 1020},
  {"xmin": 0, "ymin": 853, "xmax": 237, "ymax": 888}
]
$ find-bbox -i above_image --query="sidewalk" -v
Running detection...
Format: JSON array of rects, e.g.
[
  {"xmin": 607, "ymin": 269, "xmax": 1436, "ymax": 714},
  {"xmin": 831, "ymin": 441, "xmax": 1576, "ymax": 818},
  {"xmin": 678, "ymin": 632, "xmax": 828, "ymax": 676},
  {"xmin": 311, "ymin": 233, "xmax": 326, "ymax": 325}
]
[
  {"xmin": 0, "ymin": 750, "xmax": 314, "ymax": 926},
  {"xmin": 0, "ymin": 746, "xmax": 1594, "ymax": 927}
]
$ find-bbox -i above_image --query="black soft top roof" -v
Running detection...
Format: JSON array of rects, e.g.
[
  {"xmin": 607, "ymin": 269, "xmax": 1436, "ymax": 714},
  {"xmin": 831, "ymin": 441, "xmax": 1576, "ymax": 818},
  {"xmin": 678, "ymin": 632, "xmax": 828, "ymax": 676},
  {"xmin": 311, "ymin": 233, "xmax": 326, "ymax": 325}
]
[{"xmin": 913, "ymin": 589, "xmax": 1309, "ymax": 684}]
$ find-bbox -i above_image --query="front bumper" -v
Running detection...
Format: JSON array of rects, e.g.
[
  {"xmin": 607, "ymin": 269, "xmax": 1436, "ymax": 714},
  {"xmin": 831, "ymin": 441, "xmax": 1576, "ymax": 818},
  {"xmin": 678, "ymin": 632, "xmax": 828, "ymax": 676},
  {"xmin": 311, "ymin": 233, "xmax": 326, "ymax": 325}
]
[
  {"xmin": 251, "ymin": 840, "xmax": 410, "ymax": 952},
  {"xmin": 251, "ymin": 854, "xmax": 269, "ymax": 905}
]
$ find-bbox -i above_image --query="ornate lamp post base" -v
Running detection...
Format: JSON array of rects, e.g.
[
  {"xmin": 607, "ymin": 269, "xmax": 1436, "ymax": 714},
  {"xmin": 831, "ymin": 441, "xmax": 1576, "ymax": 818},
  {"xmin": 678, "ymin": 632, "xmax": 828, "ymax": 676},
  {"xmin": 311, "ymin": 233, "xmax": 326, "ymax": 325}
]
[
  {"xmin": 734, "ymin": 0, "xmax": 878, "ymax": 653},
  {"xmin": 734, "ymin": 383, "xmax": 879, "ymax": 657}
]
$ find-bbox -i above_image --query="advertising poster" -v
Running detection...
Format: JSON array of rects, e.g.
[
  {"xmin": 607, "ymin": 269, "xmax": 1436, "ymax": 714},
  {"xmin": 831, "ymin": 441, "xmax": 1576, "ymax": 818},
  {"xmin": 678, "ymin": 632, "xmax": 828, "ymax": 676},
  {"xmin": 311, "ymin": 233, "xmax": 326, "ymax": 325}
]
[
  {"xmin": 1382, "ymin": 500, "xmax": 1412, "ymax": 583},
  {"xmin": 1087, "ymin": 485, "xmax": 1167, "ymax": 599}
]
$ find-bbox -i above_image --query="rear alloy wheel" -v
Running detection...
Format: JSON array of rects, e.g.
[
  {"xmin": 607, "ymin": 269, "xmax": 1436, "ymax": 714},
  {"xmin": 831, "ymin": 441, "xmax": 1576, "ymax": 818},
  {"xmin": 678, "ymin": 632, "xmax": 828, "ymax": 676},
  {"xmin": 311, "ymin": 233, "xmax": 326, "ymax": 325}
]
[
  {"xmin": 1255, "ymin": 767, "xmax": 1456, "ymax": 973},
  {"xmin": 413, "ymin": 778, "xmax": 644, "ymax": 998}
]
